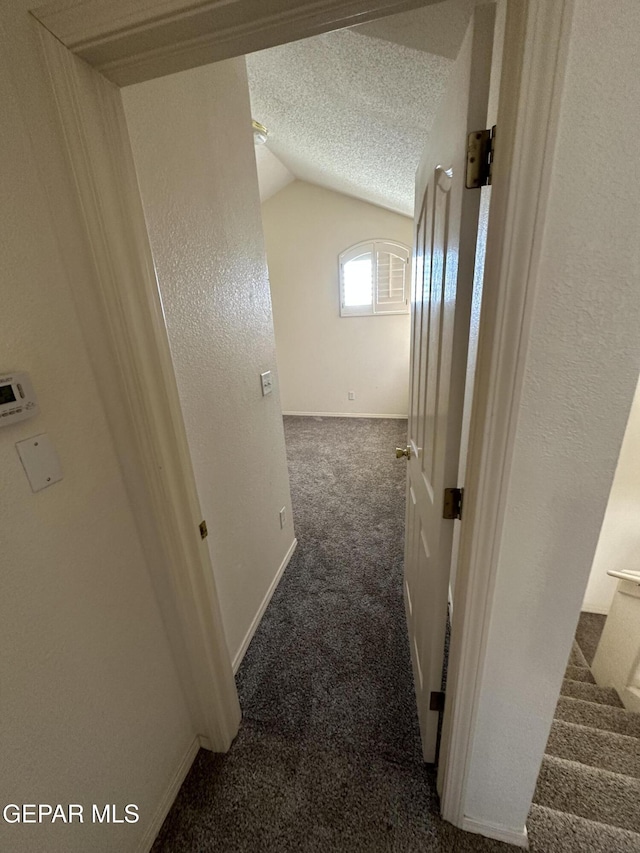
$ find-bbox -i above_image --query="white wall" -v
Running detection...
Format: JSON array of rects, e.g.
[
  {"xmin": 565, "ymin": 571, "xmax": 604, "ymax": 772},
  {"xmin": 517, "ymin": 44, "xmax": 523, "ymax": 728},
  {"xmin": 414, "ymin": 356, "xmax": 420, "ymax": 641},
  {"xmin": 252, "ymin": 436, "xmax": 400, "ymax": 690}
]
[
  {"xmin": 583, "ymin": 376, "xmax": 640, "ymax": 614},
  {"xmin": 593, "ymin": 580, "xmax": 640, "ymax": 713},
  {"xmin": 123, "ymin": 59, "xmax": 295, "ymax": 668},
  {"xmin": 254, "ymin": 145, "xmax": 295, "ymax": 202},
  {"xmin": 0, "ymin": 3, "xmax": 196, "ymax": 852},
  {"xmin": 463, "ymin": 0, "xmax": 640, "ymax": 836},
  {"xmin": 261, "ymin": 180, "xmax": 413, "ymax": 417}
]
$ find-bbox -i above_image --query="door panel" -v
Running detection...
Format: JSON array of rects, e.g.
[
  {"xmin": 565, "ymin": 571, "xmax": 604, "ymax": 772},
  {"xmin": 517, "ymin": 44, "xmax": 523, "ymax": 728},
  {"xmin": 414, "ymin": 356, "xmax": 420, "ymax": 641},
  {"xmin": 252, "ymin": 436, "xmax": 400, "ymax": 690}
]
[{"xmin": 403, "ymin": 5, "xmax": 496, "ymax": 763}]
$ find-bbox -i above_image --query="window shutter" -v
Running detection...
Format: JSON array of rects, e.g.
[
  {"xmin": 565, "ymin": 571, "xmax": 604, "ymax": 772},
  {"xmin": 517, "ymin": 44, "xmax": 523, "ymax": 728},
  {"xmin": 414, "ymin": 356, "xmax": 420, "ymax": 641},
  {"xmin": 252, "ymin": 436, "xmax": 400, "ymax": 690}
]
[
  {"xmin": 339, "ymin": 240, "xmax": 410, "ymax": 317},
  {"xmin": 374, "ymin": 242, "xmax": 409, "ymax": 313},
  {"xmin": 376, "ymin": 250, "xmax": 406, "ymax": 304}
]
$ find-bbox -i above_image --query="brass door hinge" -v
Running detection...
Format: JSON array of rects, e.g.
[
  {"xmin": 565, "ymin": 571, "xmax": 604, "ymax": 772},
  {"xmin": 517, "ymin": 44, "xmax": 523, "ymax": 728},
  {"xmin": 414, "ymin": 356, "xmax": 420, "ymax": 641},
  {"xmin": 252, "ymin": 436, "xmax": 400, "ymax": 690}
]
[
  {"xmin": 443, "ymin": 487, "xmax": 464, "ymax": 520},
  {"xmin": 199, "ymin": 520, "xmax": 208, "ymax": 540},
  {"xmin": 430, "ymin": 691, "xmax": 446, "ymax": 712},
  {"xmin": 466, "ymin": 125, "xmax": 496, "ymax": 188}
]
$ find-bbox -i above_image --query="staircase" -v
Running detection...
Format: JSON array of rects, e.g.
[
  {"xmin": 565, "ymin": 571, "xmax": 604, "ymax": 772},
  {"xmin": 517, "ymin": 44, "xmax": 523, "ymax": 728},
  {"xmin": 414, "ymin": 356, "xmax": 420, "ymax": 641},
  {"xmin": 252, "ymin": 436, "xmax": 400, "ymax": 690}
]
[{"xmin": 528, "ymin": 638, "xmax": 640, "ymax": 852}]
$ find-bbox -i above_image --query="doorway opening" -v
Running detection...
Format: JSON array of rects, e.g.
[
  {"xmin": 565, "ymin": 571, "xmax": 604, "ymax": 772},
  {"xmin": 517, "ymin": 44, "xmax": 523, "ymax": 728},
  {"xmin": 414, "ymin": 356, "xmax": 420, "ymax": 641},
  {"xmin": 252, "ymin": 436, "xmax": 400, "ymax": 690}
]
[
  {"xmin": 119, "ymin": 2, "xmax": 496, "ymax": 847},
  {"xmin": 34, "ymin": 0, "xmax": 601, "ymax": 846}
]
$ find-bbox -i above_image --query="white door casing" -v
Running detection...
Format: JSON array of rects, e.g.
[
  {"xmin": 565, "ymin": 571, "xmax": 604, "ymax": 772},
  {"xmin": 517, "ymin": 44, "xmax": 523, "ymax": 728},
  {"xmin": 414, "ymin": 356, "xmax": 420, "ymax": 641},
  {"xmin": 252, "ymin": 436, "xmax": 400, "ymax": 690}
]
[
  {"xmin": 439, "ymin": 2, "xmax": 576, "ymax": 843},
  {"xmin": 404, "ymin": 4, "xmax": 496, "ymax": 765},
  {"xmin": 30, "ymin": 0, "xmax": 443, "ymax": 86},
  {"xmin": 36, "ymin": 25, "xmax": 242, "ymax": 751},
  {"xmin": 29, "ymin": 0, "xmax": 449, "ymax": 759}
]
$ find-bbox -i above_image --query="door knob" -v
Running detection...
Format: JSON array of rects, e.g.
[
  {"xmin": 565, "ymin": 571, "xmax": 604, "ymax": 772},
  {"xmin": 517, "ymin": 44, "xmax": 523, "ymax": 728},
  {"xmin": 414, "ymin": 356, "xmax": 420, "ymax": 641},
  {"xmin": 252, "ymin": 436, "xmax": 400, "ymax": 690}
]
[{"xmin": 396, "ymin": 445, "xmax": 412, "ymax": 459}]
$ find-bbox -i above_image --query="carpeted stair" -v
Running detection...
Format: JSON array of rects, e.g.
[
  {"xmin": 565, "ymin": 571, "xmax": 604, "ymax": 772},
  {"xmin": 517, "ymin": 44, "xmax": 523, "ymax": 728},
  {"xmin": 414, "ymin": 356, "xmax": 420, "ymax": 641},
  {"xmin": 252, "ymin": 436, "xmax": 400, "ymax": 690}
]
[
  {"xmin": 559, "ymin": 679, "xmax": 623, "ymax": 707},
  {"xmin": 528, "ymin": 626, "xmax": 640, "ymax": 852}
]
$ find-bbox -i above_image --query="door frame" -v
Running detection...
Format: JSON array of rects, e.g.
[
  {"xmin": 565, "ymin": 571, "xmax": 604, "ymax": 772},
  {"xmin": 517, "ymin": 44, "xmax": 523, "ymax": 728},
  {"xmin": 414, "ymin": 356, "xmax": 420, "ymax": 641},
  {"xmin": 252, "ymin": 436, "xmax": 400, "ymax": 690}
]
[
  {"xmin": 439, "ymin": 0, "xmax": 575, "ymax": 842},
  {"xmin": 32, "ymin": 0, "xmax": 573, "ymax": 835},
  {"xmin": 36, "ymin": 25, "xmax": 242, "ymax": 751}
]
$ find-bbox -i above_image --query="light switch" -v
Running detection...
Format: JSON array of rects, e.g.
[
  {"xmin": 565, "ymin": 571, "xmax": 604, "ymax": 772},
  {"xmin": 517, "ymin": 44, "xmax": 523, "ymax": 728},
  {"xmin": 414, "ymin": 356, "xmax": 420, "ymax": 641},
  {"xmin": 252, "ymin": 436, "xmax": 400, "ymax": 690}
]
[
  {"xmin": 16, "ymin": 433, "xmax": 63, "ymax": 492},
  {"xmin": 260, "ymin": 371, "xmax": 273, "ymax": 396}
]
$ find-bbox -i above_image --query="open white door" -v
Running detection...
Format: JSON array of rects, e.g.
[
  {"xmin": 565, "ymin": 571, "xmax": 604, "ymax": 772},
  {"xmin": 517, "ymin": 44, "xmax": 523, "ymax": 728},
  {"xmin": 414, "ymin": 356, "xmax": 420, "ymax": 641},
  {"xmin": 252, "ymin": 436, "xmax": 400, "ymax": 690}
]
[{"xmin": 402, "ymin": 4, "xmax": 497, "ymax": 764}]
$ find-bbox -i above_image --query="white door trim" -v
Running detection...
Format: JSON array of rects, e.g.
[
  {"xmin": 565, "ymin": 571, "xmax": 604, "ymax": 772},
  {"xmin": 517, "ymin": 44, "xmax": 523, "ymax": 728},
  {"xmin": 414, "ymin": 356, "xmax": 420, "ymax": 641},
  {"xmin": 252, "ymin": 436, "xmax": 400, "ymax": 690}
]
[
  {"xmin": 32, "ymin": 0, "xmax": 574, "ymax": 830},
  {"xmin": 30, "ymin": 0, "xmax": 441, "ymax": 86},
  {"xmin": 438, "ymin": 0, "xmax": 575, "ymax": 835},
  {"xmin": 37, "ymin": 24, "xmax": 241, "ymax": 751}
]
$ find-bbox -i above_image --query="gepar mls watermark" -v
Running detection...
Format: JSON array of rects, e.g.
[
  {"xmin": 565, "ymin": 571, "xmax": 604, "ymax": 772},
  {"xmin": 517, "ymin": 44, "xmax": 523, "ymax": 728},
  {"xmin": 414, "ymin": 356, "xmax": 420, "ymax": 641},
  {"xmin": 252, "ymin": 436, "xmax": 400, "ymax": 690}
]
[{"xmin": 2, "ymin": 804, "xmax": 139, "ymax": 824}]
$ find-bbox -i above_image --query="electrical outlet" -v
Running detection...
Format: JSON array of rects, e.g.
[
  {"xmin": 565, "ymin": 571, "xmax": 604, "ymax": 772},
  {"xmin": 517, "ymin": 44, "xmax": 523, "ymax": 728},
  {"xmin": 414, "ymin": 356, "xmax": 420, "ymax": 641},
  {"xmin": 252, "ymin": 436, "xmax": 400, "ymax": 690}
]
[
  {"xmin": 279, "ymin": 507, "xmax": 286, "ymax": 528},
  {"xmin": 348, "ymin": 391, "xmax": 356, "ymax": 401}
]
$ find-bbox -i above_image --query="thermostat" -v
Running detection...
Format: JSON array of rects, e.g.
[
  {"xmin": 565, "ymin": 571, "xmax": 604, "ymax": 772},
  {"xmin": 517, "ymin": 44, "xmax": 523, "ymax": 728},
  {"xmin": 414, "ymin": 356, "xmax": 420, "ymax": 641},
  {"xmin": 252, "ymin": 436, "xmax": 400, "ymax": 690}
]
[{"xmin": 0, "ymin": 371, "xmax": 39, "ymax": 426}]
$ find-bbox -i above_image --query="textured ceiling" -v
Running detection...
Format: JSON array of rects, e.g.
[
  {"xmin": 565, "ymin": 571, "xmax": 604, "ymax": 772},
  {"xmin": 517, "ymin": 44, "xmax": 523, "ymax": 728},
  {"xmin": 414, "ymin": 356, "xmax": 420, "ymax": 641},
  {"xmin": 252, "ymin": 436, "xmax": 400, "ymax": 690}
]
[{"xmin": 247, "ymin": 1, "xmax": 474, "ymax": 215}]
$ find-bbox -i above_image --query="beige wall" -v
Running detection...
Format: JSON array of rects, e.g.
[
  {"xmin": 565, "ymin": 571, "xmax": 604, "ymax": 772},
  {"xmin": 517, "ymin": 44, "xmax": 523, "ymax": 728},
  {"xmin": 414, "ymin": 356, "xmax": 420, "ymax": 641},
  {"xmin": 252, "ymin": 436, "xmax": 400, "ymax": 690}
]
[
  {"xmin": 583, "ymin": 376, "xmax": 640, "ymax": 614},
  {"xmin": 593, "ymin": 580, "xmax": 640, "ymax": 713},
  {"xmin": 262, "ymin": 181, "xmax": 413, "ymax": 417},
  {"xmin": 0, "ymin": 3, "xmax": 195, "ymax": 852},
  {"xmin": 589, "ymin": 377, "xmax": 640, "ymax": 706},
  {"xmin": 123, "ymin": 59, "xmax": 295, "ymax": 668}
]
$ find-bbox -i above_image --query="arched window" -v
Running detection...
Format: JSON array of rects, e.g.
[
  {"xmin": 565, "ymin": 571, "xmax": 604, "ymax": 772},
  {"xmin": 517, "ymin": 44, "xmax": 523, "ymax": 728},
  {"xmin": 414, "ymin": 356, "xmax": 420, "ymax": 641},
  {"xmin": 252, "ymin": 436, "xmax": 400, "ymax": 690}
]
[{"xmin": 339, "ymin": 240, "xmax": 410, "ymax": 317}]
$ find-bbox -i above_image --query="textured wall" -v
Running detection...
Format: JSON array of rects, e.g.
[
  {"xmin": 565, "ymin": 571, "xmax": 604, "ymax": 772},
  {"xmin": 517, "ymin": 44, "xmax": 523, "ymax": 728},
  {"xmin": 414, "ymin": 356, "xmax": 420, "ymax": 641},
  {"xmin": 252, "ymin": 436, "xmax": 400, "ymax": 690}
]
[
  {"xmin": 0, "ymin": 3, "xmax": 195, "ymax": 852},
  {"xmin": 583, "ymin": 376, "xmax": 640, "ymax": 614},
  {"xmin": 123, "ymin": 59, "xmax": 295, "ymax": 665},
  {"xmin": 262, "ymin": 181, "xmax": 412, "ymax": 416},
  {"xmin": 464, "ymin": 0, "xmax": 640, "ymax": 833}
]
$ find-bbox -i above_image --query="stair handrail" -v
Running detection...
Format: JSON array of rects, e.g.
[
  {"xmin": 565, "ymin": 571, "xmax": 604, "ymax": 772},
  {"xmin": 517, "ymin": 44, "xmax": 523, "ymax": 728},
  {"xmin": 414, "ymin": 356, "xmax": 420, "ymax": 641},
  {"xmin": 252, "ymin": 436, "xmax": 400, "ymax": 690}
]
[{"xmin": 607, "ymin": 569, "xmax": 640, "ymax": 584}]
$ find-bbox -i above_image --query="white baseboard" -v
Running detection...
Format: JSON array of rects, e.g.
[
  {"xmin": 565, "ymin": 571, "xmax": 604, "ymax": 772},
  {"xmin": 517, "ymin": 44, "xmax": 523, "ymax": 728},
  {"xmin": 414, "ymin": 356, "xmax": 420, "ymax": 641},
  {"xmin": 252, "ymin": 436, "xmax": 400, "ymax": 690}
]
[
  {"xmin": 581, "ymin": 605, "xmax": 610, "ymax": 615},
  {"xmin": 282, "ymin": 411, "xmax": 407, "ymax": 419},
  {"xmin": 137, "ymin": 734, "xmax": 200, "ymax": 853},
  {"xmin": 232, "ymin": 538, "xmax": 297, "ymax": 673},
  {"xmin": 461, "ymin": 816, "xmax": 528, "ymax": 848}
]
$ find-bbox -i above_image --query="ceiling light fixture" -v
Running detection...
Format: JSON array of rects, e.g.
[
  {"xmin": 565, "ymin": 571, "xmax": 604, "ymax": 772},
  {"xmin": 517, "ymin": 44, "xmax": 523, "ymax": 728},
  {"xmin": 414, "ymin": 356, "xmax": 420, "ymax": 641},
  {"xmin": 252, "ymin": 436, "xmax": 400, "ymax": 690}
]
[{"xmin": 252, "ymin": 120, "xmax": 269, "ymax": 146}]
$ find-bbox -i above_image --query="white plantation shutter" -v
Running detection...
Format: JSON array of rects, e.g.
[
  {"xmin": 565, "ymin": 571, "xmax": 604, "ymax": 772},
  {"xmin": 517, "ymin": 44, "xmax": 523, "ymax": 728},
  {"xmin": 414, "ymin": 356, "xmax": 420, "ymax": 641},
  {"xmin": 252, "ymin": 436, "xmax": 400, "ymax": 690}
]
[
  {"xmin": 339, "ymin": 240, "xmax": 410, "ymax": 316},
  {"xmin": 374, "ymin": 243, "xmax": 409, "ymax": 312}
]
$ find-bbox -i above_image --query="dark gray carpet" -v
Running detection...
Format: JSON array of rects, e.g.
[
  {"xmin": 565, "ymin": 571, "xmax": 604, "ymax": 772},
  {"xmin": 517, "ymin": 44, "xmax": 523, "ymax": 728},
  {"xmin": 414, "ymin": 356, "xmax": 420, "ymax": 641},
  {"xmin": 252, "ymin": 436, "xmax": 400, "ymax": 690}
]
[
  {"xmin": 535, "ymin": 755, "xmax": 640, "ymax": 834},
  {"xmin": 151, "ymin": 416, "xmax": 516, "ymax": 852},
  {"xmin": 236, "ymin": 416, "xmax": 420, "ymax": 766},
  {"xmin": 529, "ymin": 609, "xmax": 640, "ymax": 851},
  {"xmin": 546, "ymin": 719, "xmax": 640, "ymax": 778},
  {"xmin": 559, "ymin": 679, "xmax": 623, "ymax": 707},
  {"xmin": 555, "ymin": 696, "xmax": 640, "ymax": 739},
  {"xmin": 575, "ymin": 612, "xmax": 607, "ymax": 665},
  {"xmin": 568, "ymin": 641, "xmax": 590, "ymax": 669},
  {"xmin": 528, "ymin": 805, "xmax": 640, "ymax": 853}
]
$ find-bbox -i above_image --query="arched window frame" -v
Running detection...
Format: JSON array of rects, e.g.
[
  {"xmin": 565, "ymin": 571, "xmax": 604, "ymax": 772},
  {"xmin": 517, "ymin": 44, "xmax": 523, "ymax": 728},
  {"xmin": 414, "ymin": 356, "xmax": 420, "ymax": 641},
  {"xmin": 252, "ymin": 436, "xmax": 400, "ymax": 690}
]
[{"xmin": 338, "ymin": 239, "xmax": 411, "ymax": 317}]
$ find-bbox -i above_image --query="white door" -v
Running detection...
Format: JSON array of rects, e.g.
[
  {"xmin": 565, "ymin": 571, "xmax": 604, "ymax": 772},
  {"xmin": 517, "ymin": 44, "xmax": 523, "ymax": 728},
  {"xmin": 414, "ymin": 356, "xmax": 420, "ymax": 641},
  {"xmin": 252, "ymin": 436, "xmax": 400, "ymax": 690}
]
[{"xmin": 402, "ymin": 5, "xmax": 497, "ymax": 764}]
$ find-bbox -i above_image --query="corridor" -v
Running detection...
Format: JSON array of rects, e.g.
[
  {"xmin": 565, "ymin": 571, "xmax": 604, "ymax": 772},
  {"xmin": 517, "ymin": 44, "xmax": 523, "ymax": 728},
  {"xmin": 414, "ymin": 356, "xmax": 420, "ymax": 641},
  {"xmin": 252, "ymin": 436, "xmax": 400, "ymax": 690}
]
[{"xmin": 151, "ymin": 417, "xmax": 516, "ymax": 851}]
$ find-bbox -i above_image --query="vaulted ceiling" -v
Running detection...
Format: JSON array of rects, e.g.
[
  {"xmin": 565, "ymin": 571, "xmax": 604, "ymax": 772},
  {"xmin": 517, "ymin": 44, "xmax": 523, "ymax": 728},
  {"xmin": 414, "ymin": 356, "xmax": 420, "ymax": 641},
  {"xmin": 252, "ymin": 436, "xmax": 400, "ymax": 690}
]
[{"xmin": 247, "ymin": 0, "xmax": 475, "ymax": 216}]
